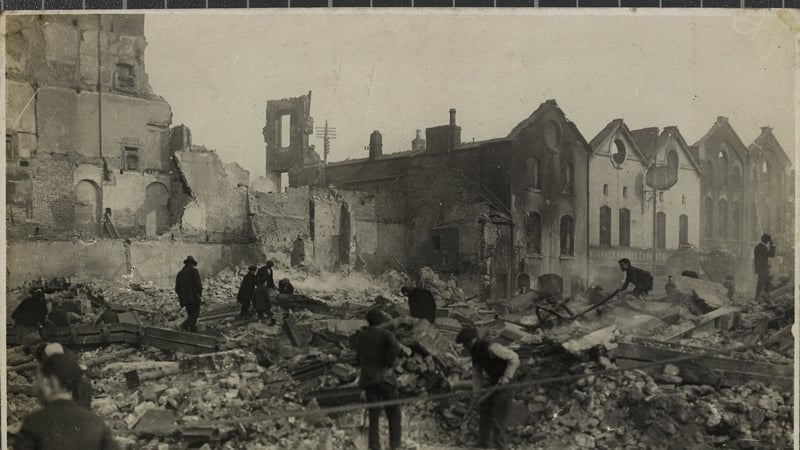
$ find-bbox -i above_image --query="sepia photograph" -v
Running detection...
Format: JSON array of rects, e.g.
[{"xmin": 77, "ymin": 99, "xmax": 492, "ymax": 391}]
[{"xmin": 2, "ymin": 9, "xmax": 797, "ymax": 450}]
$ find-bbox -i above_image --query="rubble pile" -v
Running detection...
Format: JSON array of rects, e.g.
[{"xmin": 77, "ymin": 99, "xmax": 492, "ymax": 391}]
[{"xmin": 418, "ymin": 267, "xmax": 465, "ymax": 304}]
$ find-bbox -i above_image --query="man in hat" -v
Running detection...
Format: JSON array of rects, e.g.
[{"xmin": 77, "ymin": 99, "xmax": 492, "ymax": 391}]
[
  {"xmin": 175, "ymin": 256, "xmax": 203, "ymax": 332},
  {"xmin": 14, "ymin": 353, "xmax": 118, "ymax": 450},
  {"xmin": 12, "ymin": 289, "xmax": 48, "ymax": 347},
  {"xmin": 237, "ymin": 265, "xmax": 258, "ymax": 318},
  {"xmin": 400, "ymin": 286, "xmax": 436, "ymax": 324},
  {"xmin": 352, "ymin": 309, "xmax": 402, "ymax": 450},
  {"xmin": 256, "ymin": 261, "xmax": 276, "ymax": 290},
  {"xmin": 618, "ymin": 258, "xmax": 653, "ymax": 298},
  {"xmin": 754, "ymin": 233, "xmax": 776, "ymax": 299},
  {"xmin": 456, "ymin": 326, "xmax": 520, "ymax": 450}
]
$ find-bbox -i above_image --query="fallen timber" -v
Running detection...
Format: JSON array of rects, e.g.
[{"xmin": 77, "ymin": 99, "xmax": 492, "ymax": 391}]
[
  {"xmin": 610, "ymin": 337, "xmax": 792, "ymax": 391},
  {"xmin": 35, "ymin": 323, "xmax": 220, "ymax": 354}
]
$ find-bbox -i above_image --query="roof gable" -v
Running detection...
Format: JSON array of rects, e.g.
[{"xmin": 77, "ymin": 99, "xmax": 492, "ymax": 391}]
[
  {"xmin": 506, "ymin": 99, "xmax": 592, "ymax": 154},
  {"xmin": 589, "ymin": 119, "xmax": 650, "ymax": 166},
  {"xmin": 630, "ymin": 126, "xmax": 702, "ymax": 173},
  {"xmin": 691, "ymin": 117, "xmax": 749, "ymax": 166},
  {"xmin": 752, "ymin": 128, "xmax": 791, "ymax": 167}
]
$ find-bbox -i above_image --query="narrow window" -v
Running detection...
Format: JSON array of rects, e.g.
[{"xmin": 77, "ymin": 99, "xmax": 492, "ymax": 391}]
[
  {"xmin": 704, "ymin": 199, "xmax": 714, "ymax": 239},
  {"xmin": 619, "ymin": 208, "xmax": 631, "ymax": 247},
  {"xmin": 560, "ymin": 215, "xmax": 575, "ymax": 256},
  {"xmin": 561, "ymin": 164, "xmax": 574, "ymax": 193},
  {"xmin": 718, "ymin": 199, "xmax": 728, "ymax": 239},
  {"xmin": 280, "ymin": 114, "xmax": 291, "ymax": 148},
  {"xmin": 603, "ymin": 184, "xmax": 609, "ymax": 196},
  {"xmin": 656, "ymin": 212, "xmax": 666, "ymax": 249},
  {"xmin": 599, "ymin": 206, "xmax": 612, "ymax": 247},
  {"xmin": 622, "ymin": 187, "xmax": 628, "ymax": 198},
  {"xmin": 526, "ymin": 212, "xmax": 542, "ymax": 254},
  {"xmin": 432, "ymin": 235, "xmax": 442, "ymax": 251},
  {"xmin": 123, "ymin": 146, "xmax": 139, "ymax": 171},
  {"xmin": 679, "ymin": 214, "xmax": 689, "ymax": 246}
]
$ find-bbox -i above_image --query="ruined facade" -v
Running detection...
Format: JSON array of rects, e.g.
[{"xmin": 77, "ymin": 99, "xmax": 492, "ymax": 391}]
[
  {"xmin": 291, "ymin": 101, "xmax": 592, "ymax": 298},
  {"xmin": 691, "ymin": 118, "xmax": 794, "ymax": 260},
  {"xmin": 6, "ymin": 15, "xmax": 174, "ymax": 240},
  {"xmin": 588, "ymin": 120, "xmax": 701, "ymax": 283}
]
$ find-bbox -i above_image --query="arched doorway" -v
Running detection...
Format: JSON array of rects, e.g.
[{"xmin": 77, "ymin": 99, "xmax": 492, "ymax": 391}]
[
  {"xmin": 145, "ymin": 182, "xmax": 170, "ymax": 236},
  {"xmin": 75, "ymin": 180, "xmax": 101, "ymax": 237}
]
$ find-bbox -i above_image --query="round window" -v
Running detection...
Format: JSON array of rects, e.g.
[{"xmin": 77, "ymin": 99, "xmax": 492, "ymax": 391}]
[
  {"xmin": 612, "ymin": 140, "xmax": 626, "ymax": 165},
  {"xmin": 543, "ymin": 120, "xmax": 562, "ymax": 150}
]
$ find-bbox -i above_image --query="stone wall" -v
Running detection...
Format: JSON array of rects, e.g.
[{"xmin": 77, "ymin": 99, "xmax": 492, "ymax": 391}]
[{"xmin": 6, "ymin": 239, "xmax": 261, "ymax": 289}]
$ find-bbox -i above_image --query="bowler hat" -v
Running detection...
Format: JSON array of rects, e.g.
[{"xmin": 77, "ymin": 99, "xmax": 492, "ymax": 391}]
[{"xmin": 184, "ymin": 256, "xmax": 198, "ymax": 266}]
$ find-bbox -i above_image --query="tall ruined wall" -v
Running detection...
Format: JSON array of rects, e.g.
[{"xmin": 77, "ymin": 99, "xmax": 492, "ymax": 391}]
[
  {"xmin": 5, "ymin": 14, "xmax": 175, "ymax": 240},
  {"xmin": 172, "ymin": 147, "xmax": 251, "ymax": 239}
]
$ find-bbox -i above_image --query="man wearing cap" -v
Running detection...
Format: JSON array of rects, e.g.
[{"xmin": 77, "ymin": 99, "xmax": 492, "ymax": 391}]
[
  {"xmin": 175, "ymin": 256, "xmax": 203, "ymax": 332},
  {"xmin": 237, "ymin": 265, "xmax": 258, "ymax": 318},
  {"xmin": 14, "ymin": 353, "xmax": 118, "ymax": 450},
  {"xmin": 33, "ymin": 342, "xmax": 93, "ymax": 409},
  {"xmin": 351, "ymin": 309, "xmax": 403, "ymax": 450},
  {"xmin": 456, "ymin": 327, "xmax": 520, "ymax": 450}
]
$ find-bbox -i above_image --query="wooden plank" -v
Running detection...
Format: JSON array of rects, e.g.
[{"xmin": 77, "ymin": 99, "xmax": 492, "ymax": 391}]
[
  {"xmin": 613, "ymin": 342, "xmax": 793, "ymax": 377},
  {"xmin": 665, "ymin": 306, "xmax": 741, "ymax": 341}
]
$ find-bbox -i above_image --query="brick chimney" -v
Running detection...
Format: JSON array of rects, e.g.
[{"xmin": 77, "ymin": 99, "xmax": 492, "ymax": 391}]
[
  {"xmin": 412, "ymin": 129, "xmax": 426, "ymax": 151},
  {"xmin": 426, "ymin": 108, "xmax": 462, "ymax": 154},
  {"xmin": 761, "ymin": 126, "xmax": 773, "ymax": 134},
  {"xmin": 717, "ymin": 116, "xmax": 728, "ymax": 124},
  {"xmin": 449, "ymin": 108, "xmax": 456, "ymax": 127},
  {"xmin": 369, "ymin": 130, "xmax": 382, "ymax": 160}
]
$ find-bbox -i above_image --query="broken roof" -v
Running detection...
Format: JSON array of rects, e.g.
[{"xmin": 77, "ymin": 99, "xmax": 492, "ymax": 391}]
[
  {"xmin": 506, "ymin": 99, "xmax": 592, "ymax": 153},
  {"xmin": 691, "ymin": 116, "xmax": 750, "ymax": 166},
  {"xmin": 751, "ymin": 127, "xmax": 792, "ymax": 168}
]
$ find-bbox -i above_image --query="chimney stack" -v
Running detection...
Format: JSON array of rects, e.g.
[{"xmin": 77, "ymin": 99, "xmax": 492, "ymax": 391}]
[
  {"xmin": 761, "ymin": 126, "xmax": 773, "ymax": 134},
  {"xmin": 449, "ymin": 108, "xmax": 457, "ymax": 126},
  {"xmin": 717, "ymin": 116, "xmax": 728, "ymax": 123},
  {"xmin": 412, "ymin": 129, "xmax": 426, "ymax": 151},
  {"xmin": 369, "ymin": 130, "xmax": 383, "ymax": 160}
]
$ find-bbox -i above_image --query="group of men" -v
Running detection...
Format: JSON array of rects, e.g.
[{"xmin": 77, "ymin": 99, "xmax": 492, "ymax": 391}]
[{"xmin": 351, "ymin": 306, "xmax": 520, "ymax": 450}]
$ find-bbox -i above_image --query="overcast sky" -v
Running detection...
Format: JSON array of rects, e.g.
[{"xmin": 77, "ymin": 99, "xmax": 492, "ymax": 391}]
[{"xmin": 144, "ymin": 11, "xmax": 795, "ymax": 179}]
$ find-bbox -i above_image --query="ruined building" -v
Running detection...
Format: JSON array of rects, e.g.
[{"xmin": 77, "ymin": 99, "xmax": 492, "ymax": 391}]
[
  {"xmin": 289, "ymin": 100, "xmax": 592, "ymax": 299},
  {"xmin": 588, "ymin": 120, "xmax": 702, "ymax": 284},
  {"xmin": 691, "ymin": 117, "xmax": 794, "ymax": 260}
]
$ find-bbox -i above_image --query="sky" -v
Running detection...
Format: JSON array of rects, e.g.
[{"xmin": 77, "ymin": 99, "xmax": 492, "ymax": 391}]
[{"xmin": 144, "ymin": 11, "xmax": 796, "ymax": 179}]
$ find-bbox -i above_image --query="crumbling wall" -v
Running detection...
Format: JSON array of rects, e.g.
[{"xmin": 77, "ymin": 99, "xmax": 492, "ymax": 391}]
[
  {"xmin": 249, "ymin": 187, "xmax": 311, "ymax": 256},
  {"xmin": 172, "ymin": 147, "xmax": 251, "ymax": 239},
  {"xmin": 6, "ymin": 240, "xmax": 260, "ymax": 288}
]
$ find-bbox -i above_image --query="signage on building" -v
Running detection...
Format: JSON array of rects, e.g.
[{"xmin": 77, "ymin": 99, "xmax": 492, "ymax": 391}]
[{"xmin": 646, "ymin": 165, "xmax": 678, "ymax": 190}]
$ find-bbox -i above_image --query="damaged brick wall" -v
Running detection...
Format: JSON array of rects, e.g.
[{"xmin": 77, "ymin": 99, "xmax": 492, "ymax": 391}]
[
  {"xmin": 248, "ymin": 186, "xmax": 407, "ymax": 272},
  {"xmin": 171, "ymin": 147, "xmax": 251, "ymax": 240}
]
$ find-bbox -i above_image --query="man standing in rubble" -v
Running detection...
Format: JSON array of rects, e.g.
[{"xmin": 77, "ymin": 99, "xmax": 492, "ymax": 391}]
[
  {"xmin": 175, "ymin": 256, "xmax": 203, "ymax": 333},
  {"xmin": 754, "ymin": 233, "xmax": 776, "ymax": 299},
  {"xmin": 400, "ymin": 286, "xmax": 436, "ymax": 323},
  {"xmin": 237, "ymin": 265, "xmax": 258, "ymax": 318},
  {"xmin": 456, "ymin": 326, "xmax": 519, "ymax": 450},
  {"xmin": 618, "ymin": 258, "xmax": 653, "ymax": 298},
  {"xmin": 257, "ymin": 260, "xmax": 277, "ymax": 290},
  {"xmin": 352, "ymin": 309, "xmax": 403, "ymax": 450}
]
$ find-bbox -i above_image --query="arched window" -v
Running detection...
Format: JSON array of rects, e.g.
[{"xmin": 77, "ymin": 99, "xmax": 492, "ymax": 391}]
[
  {"xmin": 561, "ymin": 164, "xmax": 574, "ymax": 194},
  {"xmin": 603, "ymin": 184, "xmax": 609, "ymax": 195},
  {"xmin": 731, "ymin": 165, "xmax": 742, "ymax": 186},
  {"xmin": 619, "ymin": 208, "xmax": 631, "ymax": 247},
  {"xmin": 718, "ymin": 199, "xmax": 728, "ymax": 239},
  {"xmin": 667, "ymin": 150, "xmax": 679, "ymax": 172},
  {"xmin": 731, "ymin": 201, "xmax": 740, "ymax": 240},
  {"xmin": 706, "ymin": 161, "xmax": 715, "ymax": 186},
  {"xmin": 679, "ymin": 214, "xmax": 689, "ymax": 246},
  {"xmin": 526, "ymin": 212, "xmax": 542, "ymax": 255},
  {"xmin": 599, "ymin": 206, "xmax": 612, "ymax": 247},
  {"xmin": 717, "ymin": 150, "xmax": 729, "ymax": 186},
  {"xmin": 526, "ymin": 157, "xmax": 542, "ymax": 190},
  {"xmin": 656, "ymin": 212, "xmax": 666, "ymax": 249},
  {"xmin": 560, "ymin": 215, "xmax": 575, "ymax": 256},
  {"xmin": 704, "ymin": 199, "xmax": 714, "ymax": 239},
  {"xmin": 761, "ymin": 160, "xmax": 769, "ymax": 174},
  {"xmin": 612, "ymin": 140, "xmax": 626, "ymax": 165},
  {"xmin": 681, "ymin": 194, "xmax": 686, "ymax": 205}
]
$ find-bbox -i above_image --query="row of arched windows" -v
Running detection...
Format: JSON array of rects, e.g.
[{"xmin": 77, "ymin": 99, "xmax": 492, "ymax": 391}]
[
  {"xmin": 703, "ymin": 198, "xmax": 741, "ymax": 240},
  {"xmin": 526, "ymin": 213, "xmax": 575, "ymax": 256}
]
